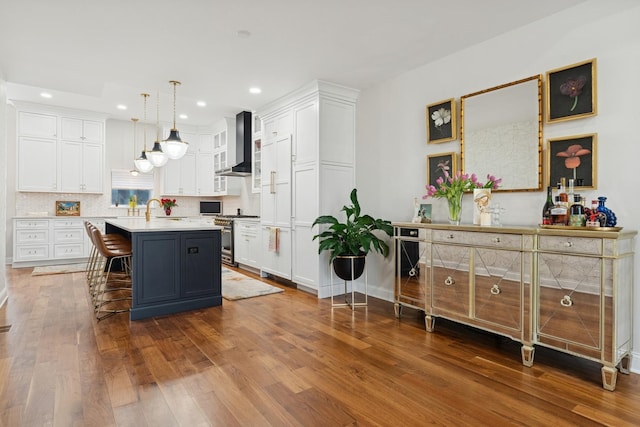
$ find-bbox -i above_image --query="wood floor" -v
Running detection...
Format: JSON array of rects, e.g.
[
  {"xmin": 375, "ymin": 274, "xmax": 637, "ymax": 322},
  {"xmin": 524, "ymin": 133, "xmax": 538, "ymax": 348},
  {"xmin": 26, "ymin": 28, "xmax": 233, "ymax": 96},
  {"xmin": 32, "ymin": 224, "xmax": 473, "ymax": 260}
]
[{"xmin": 1, "ymin": 266, "xmax": 640, "ymax": 426}]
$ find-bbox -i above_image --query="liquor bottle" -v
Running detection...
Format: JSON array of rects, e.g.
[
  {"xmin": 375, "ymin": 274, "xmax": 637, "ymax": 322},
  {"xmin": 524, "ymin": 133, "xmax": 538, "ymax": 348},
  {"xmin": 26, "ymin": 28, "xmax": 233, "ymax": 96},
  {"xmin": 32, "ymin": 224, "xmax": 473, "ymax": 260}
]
[
  {"xmin": 558, "ymin": 178, "xmax": 568, "ymax": 205},
  {"xmin": 568, "ymin": 194, "xmax": 586, "ymax": 227},
  {"xmin": 567, "ymin": 179, "xmax": 575, "ymax": 204},
  {"xmin": 542, "ymin": 186, "xmax": 554, "ymax": 225},
  {"xmin": 551, "ymin": 196, "xmax": 568, "ymax": 225}
]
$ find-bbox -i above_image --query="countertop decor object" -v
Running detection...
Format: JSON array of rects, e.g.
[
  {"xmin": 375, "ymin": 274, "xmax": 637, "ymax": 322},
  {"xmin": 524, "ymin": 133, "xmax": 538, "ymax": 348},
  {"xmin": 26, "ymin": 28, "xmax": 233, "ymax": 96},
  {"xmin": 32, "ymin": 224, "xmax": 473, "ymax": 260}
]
[{"xmin": 423, "ymin": 170, "xmax": 501, "ymax": 225}]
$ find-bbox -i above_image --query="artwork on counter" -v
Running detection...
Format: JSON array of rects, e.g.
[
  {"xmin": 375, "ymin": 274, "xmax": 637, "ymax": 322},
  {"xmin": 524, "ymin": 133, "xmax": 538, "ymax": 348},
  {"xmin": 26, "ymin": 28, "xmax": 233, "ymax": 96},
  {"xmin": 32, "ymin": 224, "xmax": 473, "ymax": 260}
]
[
  {"xmin": 546, "ymin": 58, "xmax": 597, "ymax": 123},
  {"xmin": 419, "ymin": 204, "xmax": 432, "ymax": 223},
  {"xmin": 546, "ymin": 133, "xmax": 597, "ymax": 190},
  {"xmin": 55, "ymin": 201, "xmax": 81, "ymax": 216},
  {"xmin": 427, "ymin": 152, "xmax": 457, "ymax": 187},
  {"xmin": 426, "ymin": 98, "xmax": 457, "ymax": 143}
]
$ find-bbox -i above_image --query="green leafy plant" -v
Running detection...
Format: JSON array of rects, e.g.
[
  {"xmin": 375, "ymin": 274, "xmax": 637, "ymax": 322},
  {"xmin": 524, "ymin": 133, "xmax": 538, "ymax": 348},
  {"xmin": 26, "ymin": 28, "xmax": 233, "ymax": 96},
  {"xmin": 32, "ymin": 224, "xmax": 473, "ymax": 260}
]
[{"xmin": 312, "ymin": 189, "xmax": 393, "ymax": 263}]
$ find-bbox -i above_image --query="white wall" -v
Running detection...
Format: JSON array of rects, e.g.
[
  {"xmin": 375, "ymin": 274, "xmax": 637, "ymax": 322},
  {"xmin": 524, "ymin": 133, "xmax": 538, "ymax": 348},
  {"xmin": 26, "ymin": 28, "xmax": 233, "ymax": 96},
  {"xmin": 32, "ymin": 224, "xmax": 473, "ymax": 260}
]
[
  {"xmin": 0, "ymin": 72, "xmax": 7, "ymax": 307},
  {"xmin": 356, "ymin": 0, "xmax": 640, "ymax": 370}
]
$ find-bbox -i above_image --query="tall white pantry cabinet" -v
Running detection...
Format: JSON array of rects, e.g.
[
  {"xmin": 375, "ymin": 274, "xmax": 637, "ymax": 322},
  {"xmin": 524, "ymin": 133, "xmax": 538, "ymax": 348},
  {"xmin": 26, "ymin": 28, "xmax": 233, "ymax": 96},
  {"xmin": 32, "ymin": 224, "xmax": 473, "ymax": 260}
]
[{"xmin": 257, "ymin": 80, "xmax": 359, "ymax": 298}]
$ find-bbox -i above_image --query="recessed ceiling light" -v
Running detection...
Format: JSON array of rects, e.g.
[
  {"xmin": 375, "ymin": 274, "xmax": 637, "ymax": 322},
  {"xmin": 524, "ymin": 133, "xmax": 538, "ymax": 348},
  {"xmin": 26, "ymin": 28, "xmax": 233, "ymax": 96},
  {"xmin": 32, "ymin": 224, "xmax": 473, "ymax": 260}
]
[
  {"xmin": 117, "ymin": 104, "xmax": 127, "ymax": 110},
  {"xmin": 237, "ymin": 30, "xmax": 251, "ymax": 38},
  {"xmin": 249, "ymin": 87, "xmax": 262, "ymax": 94},
  {"xmin": 40, "ymin": 92, "xmax": 52, "ymax": 98},
  {"xmin": 197, "ymin": 101, "xmax": 206, "ymax": 107},
  {"xmin": 179, "ymin": 114, "xmax": 188, "ymax": 119}
]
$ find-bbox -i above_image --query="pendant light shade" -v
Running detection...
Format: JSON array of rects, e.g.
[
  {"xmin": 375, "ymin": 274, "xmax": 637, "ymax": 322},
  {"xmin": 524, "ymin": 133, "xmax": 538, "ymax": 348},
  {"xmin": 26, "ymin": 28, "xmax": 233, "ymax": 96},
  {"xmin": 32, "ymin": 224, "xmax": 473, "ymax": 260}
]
[
  {"xmin": 135, "ymin": 93, "xmax": 154, "ymax": 173},
  {"xmin": 163, "ymin": 80, "xmax": 189, "ymax": 160}
]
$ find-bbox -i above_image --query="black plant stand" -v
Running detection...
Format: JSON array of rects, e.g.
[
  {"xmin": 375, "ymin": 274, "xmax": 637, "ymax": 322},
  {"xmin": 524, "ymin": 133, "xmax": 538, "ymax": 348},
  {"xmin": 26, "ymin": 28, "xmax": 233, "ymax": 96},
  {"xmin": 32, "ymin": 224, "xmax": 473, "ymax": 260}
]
[{"xmin": 330, "ymin": 259, "xmax": 368, "ymax": 309}]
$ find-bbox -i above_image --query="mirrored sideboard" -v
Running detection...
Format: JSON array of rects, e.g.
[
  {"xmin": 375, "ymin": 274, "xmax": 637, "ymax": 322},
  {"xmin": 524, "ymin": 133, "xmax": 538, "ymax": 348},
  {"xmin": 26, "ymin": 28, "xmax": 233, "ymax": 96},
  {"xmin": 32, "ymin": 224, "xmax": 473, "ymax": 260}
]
[{"xmin": 393, "ymin": 222, "xmax": 636, "ymax": 391}]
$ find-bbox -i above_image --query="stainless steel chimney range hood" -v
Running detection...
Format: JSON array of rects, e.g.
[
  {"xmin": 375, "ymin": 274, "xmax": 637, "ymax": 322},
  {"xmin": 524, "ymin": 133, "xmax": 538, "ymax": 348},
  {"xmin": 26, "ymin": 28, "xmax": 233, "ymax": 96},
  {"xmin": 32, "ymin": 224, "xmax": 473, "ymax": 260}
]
[{"xmin": 216, "ymin": 111, "xmax": 252, "ymax": 177}]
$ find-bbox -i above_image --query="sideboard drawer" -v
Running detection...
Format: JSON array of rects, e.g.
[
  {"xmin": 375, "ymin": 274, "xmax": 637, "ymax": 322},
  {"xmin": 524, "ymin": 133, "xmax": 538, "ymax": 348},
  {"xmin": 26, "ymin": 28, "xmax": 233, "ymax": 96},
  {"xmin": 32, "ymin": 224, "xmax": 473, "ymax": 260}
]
[
  {"xmin": 464, "ymin": 232, "xmax": 523, "ymax": 249},
  {"xmin": 54, "ymin": 218, "xmax": 84, "ymax": 228},
  {"xmin": 538, "ymin": 235, "xmax": 602, "ymax": 255},
  {"xmin": 15, "ymin": 245, "xmax": 50, "ymax": 261},
  {"xmin": 15, "ymin": 219, "xmax": 49, "ymax": 229},
  {"xmin": 16, "ymin": 229, "xmax": 49, "ymax": 244},
  {"xmin": 54, "ymin": 244, "xmax": 85, "ymax": 258},
  {"xmin": 431, "ymin": 230, "xmax": 466, "ymax": 243},
  {"xmin": 53, "ymin": 228, "xmax": 84, "ymax": 244}
]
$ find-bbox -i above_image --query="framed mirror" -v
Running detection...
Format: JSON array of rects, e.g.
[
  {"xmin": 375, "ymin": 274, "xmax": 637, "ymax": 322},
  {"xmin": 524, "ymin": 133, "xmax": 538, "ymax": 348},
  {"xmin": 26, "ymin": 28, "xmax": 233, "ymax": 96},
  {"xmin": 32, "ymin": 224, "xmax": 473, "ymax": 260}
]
[{"xmin": 460, "ymin": 75, "xmax": 542, "ymax": 192}]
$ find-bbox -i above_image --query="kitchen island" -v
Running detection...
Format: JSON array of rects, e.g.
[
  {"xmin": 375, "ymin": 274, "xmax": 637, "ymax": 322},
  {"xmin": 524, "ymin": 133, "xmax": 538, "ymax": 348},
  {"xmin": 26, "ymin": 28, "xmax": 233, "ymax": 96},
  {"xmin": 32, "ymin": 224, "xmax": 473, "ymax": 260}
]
[{"xmin": 105, "ymin": 218, "xmax": 223, "ymax": 320}]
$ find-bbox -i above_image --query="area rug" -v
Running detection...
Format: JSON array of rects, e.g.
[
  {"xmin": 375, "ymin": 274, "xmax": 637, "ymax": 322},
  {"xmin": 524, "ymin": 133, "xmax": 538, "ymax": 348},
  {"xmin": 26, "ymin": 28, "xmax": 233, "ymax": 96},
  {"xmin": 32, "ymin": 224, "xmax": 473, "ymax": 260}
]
[
  {"xmin": 32, "ymin": 263, "xmax": 87, "ymax": 276},
  {"xmin": 222, "ymin": 268, "xmax": 284, "ymax": 301}
]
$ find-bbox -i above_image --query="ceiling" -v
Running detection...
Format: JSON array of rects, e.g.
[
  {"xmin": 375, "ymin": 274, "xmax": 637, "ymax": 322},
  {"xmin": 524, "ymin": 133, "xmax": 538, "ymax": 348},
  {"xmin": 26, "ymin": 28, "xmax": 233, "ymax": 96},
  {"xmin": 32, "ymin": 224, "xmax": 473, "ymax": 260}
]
[{"xmin": 0, "ymin": 0, "xmax": 587, "ymax": 127}]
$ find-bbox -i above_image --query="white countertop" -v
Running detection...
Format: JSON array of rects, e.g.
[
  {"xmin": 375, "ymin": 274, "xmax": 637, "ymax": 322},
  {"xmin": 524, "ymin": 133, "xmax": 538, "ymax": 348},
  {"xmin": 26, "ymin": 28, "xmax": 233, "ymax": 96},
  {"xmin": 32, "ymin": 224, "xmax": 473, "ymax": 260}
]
[{"xmin": 105, "ymin": 217, "xmax": 223, "ymax": 232}]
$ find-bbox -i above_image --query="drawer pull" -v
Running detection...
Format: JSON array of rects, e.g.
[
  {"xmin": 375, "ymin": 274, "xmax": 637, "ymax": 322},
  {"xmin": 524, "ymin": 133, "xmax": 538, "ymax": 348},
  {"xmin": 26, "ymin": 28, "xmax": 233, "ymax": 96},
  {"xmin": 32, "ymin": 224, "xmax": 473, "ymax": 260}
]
[
  {"xmin": 564, "ymin": 241, "xmax": 573, "ymax": 248},
  {"xmin": 560, "ymin": 295, "xmax": 573, "ymax": 307},
  {"xmin": 492, "ymin": 237, "xmax": 501, "ymax": 243},
  {"xmin": 444, "ymin": 276, "xmax": 455, "ymax": 286},
  {"xmin": 447, "ymin": 234, "xmax": 455, "ymax": 240},
  {"xmin": 490, "ymin": 284, "xmax": 501, "ymax": 295}
]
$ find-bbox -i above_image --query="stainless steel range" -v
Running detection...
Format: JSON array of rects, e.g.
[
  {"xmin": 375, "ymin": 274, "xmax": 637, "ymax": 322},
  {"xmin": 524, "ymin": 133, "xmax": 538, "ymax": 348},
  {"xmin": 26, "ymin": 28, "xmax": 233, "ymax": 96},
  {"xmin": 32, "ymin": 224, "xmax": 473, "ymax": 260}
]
[{"xmin": 214, "ymin": 215, "xmax": 259, "ymax": 266}]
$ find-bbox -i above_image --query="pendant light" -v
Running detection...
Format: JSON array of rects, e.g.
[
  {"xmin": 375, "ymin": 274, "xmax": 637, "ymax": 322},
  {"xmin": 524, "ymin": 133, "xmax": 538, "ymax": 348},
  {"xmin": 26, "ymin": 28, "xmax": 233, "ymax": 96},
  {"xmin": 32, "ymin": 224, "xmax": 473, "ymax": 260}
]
[
  {"xmin": 129, "ymin": 118, "xmax": 140, "ymax": 176},
  {"xmin": 163, "ymin": 80, "xmax": 189, "ymax": 160},
  {"xmin": 134, "ymin": 93, "xmax": 154, "ymax": 173},
  {"xmin": 146, "ymin": 91, "xmax": 169, "ymax": 167}
]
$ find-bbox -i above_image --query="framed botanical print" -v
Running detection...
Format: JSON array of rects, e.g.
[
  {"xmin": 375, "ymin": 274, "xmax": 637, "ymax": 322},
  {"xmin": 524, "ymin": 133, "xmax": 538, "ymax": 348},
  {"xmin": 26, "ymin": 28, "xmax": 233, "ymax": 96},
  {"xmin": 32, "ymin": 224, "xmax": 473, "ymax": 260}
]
[
  {"xmin": 546, "ymin": 58, "xmax": 597, "ymax": 123},
  {"xmin": 426, "ymin": 98, "xmax": 457, "ymax": 143},
  {"xmin": 427, "ymin": 152, "xmax": 457, "ymax": 187},
  {"xmin": 546, "ymin": 133, "xmax": 597, "ymax": 190}
]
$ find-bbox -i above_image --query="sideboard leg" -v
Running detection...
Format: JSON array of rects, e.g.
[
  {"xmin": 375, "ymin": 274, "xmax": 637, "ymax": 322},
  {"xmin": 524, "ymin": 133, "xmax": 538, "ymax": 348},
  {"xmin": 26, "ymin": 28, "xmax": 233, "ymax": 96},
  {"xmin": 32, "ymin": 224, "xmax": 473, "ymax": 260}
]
[
  {"xmin": 394, "ymin": 303, "xmax": 401, "ymax": 318},
  {"xmin": 425, "ymin": 314, "xmax": 435, "ymax": 332},
  {"xmin": 601, "ymin": 366, "xmax": 618, "ymax": 391},
  {"xmin": 521, "ymin": 345, "xmax": 535, "ymax": 367}
]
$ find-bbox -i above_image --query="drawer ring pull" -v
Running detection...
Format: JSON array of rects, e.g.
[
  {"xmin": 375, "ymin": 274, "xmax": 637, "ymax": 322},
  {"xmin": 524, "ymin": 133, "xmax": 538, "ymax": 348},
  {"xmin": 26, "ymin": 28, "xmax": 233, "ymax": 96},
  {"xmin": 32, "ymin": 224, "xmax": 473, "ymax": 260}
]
[
  {"xmin": 564, "ymin": 241, "xmax": 573, "ymax": 247},
  {"xmin": 408, "ymin": 268, "xmax": 417, "ymax": 277},
  {"xmin": 447, "ymin": 234, "xmax": 455, "ymax": 240},
  {"xmin": 444, "ymin": 276, "xmax": 455, "ymax": 286},
  {"xmin": 492, "ymin": 237, "xmax": 501, "ymax": 243},
  {"xmin": 490, "ymin": 284, "xmax": 501, "ymax": 295},
  {"xmin": 560, "ymin": 295, "xmax": 573, "ymax": 307}
]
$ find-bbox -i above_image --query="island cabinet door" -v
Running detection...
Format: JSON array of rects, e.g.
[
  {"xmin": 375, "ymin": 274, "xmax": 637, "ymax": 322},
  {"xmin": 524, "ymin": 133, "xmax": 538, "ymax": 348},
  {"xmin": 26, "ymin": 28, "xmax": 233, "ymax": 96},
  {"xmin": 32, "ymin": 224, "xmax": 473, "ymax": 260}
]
[
  {"xmin": 181, "ymin": 232, "xmax": 221, "ymax": 298},
  {"xmin": 134, "ymin": 233, "xmax": 181, "ymax": 305}
]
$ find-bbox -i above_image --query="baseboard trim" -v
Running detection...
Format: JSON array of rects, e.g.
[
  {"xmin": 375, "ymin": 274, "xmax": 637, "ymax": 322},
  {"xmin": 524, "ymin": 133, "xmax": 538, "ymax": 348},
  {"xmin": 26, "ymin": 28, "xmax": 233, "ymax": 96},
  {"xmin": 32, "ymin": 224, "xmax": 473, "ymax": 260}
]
[{"xmin": 630, "ymin": 351, "xmax": 640, "ymax": 374}]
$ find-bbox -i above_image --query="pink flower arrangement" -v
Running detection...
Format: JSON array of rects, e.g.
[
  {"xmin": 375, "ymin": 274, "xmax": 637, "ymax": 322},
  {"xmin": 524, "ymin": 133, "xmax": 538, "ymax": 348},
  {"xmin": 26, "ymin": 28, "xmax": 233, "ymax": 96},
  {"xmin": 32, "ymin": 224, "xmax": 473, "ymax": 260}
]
[{"xmin": 423, "ymin": 171, "xmax": 501, "ymax": 202}]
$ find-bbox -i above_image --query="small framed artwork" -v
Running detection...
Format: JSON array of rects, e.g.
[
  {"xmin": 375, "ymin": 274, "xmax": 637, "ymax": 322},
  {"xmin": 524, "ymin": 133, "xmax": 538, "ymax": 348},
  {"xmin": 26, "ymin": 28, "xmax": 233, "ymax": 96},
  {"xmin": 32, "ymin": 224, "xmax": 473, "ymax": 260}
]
[
  {"xmin": 546, "ymin": 58, "xmax": 597, "ymax": 123},
  {"xmin": 426, "ymin": 98, "xmax": 457, "ymax": 144},
  {"xmin": 546, "ymin": 134, "xmax": 597, "ymax": 190},
  {"xmin": 55, "ymin": 201, "xmax": 81, "ymax": 216},
  {"xmin": 419, "ymin": 204, "xmax": 432, "ymax": 223},
  {"xmin": 427, "ymin": 152, "xmax": 457, "ymax": 187}
]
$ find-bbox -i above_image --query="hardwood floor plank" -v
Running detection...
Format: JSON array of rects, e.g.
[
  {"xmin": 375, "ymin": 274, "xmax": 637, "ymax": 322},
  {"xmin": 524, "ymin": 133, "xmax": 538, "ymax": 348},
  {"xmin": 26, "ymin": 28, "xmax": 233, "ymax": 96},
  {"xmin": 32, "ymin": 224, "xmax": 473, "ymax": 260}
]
[{"xmin": 2, "ymin": 265, "xmax": 640, "ymax": 426}]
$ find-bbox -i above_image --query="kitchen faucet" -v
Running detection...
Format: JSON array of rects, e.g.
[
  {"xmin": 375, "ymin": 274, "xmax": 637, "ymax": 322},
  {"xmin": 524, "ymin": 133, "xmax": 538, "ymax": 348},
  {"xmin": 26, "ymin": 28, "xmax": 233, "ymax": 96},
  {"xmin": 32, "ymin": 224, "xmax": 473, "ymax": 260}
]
[{"xmin": 145, "ymin": 198, "xmax": 162, "ymax": 222}]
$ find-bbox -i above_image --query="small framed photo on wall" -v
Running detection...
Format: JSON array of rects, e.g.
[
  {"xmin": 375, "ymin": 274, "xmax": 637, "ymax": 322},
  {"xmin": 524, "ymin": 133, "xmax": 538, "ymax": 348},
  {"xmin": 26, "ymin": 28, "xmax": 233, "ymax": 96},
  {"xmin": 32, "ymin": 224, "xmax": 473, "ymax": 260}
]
[
  {"xmin": 427, "ymin": 152, "xmax": 457, "ymax": 187},
  {"xmin": 546, "ymin": 133, "xmax": 597, "ymax": 190},
  {"xmin": 55, "ymin": 201, "xmax": 81, "ymax": 216},
  {"xmin": 546, "ymin": 58, "xmax": 597, "ymax": 123},
  {"xmin": 426, "ymin": 98, "xmax": 457, "ymax": 144}
]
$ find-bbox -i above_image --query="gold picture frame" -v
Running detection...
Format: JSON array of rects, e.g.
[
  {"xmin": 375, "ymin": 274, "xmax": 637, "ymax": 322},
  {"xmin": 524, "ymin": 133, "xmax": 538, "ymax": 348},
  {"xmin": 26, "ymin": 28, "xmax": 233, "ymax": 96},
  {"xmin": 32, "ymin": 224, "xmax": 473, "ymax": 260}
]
[
  {"xmin": 426, "ymin": 98, "xmax": 457, "ymax": 144},
  {"xmin": 427, "ymin": 152, "xmax": 457, "ymax": 187},
  {"xmin": 55, "ymin": 201, "xmax": 81, "ymax": 216},
  {"xmin": 545, "ymin": 58, "xmax": 597, "ymax": 123},
  {"xmin": 546, "ymin": 133, "xmax": 597, "ymax": 190}
]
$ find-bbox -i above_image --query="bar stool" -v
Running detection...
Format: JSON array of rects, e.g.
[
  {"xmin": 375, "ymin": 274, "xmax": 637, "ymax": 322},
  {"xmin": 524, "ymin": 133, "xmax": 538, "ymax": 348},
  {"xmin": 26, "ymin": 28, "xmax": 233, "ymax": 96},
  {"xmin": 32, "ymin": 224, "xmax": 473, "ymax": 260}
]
[
  {"xmin": 89, "ymin": 225, "xmax": 133, "ymax": 321},
  {"xmin": 84, "ymin": 221, "xmax": 131, "ymax": 297}
]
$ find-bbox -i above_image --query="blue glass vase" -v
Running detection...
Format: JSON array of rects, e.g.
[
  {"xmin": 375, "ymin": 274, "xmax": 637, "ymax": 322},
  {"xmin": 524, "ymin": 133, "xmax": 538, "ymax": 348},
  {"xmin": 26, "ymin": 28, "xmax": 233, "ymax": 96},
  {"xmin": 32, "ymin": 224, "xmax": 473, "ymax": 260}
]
[{"xmin": 596, "ymin": 197, "xmax": 617, "ymax": 227}]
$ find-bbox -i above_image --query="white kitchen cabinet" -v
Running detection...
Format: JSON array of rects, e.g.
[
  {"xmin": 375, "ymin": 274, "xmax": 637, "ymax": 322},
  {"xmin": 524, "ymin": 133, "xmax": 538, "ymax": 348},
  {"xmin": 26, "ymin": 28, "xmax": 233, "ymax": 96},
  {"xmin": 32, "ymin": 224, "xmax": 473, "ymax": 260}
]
[
  {"xmin": 59, "ymin": 141, "xmax": 103, "ymax": 193},
  {"xmin": 17, "ymin": 137, "xmax": 58, "ymax": 191},
  {"xmin": 163, "ymin": 152, "xmax": 196, "ymax": 195},
  {"xmin": 61, "ymin": 117, "xmax": 103, "ymax": 143},
  {"xmin": 196, "ymin": 152, "xmax": 214, "ymax": 195},
  {"xmin": 198, "ymin": 133, "xmax": 213, "ymax": 153},
  {"xmin": 257, "ymin": 80, "xmax": 359, "ymax": 295},
  {"xmin": 18, "ymin": 111, "xmax": 57, "ymax": 138},
  {"xmin": 12, "ymin": 217, "xmax": 106, "ymax": 268},
  {"xmin": 234, "ymin": 219, "xmax": 261, "ymax": 270},
  {"xmin": 211, "ymin": 118, "xmax": 240, "ymax": 196},
  {"xmin": 15, "ymin": 102, "xmax": 106, "ymax": 194}
]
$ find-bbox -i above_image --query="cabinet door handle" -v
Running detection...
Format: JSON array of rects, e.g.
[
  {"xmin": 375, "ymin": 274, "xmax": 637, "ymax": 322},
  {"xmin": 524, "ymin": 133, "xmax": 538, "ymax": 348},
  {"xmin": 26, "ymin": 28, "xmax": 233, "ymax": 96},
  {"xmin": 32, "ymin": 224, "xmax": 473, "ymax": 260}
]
[
  {"xmin": 560, "ymin": 295, "xmax": 573, "ymax": 307},
  {"xmin": 490, "ymin": 284, "xmax": 501, "ymax": 295},
  {"xmin": 444, "ymin": 276, "xmax": 455, "ymax": 286},
  {"xmin": 270, "ymin": 171, "xmax": 276, "ymax": 194}
]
